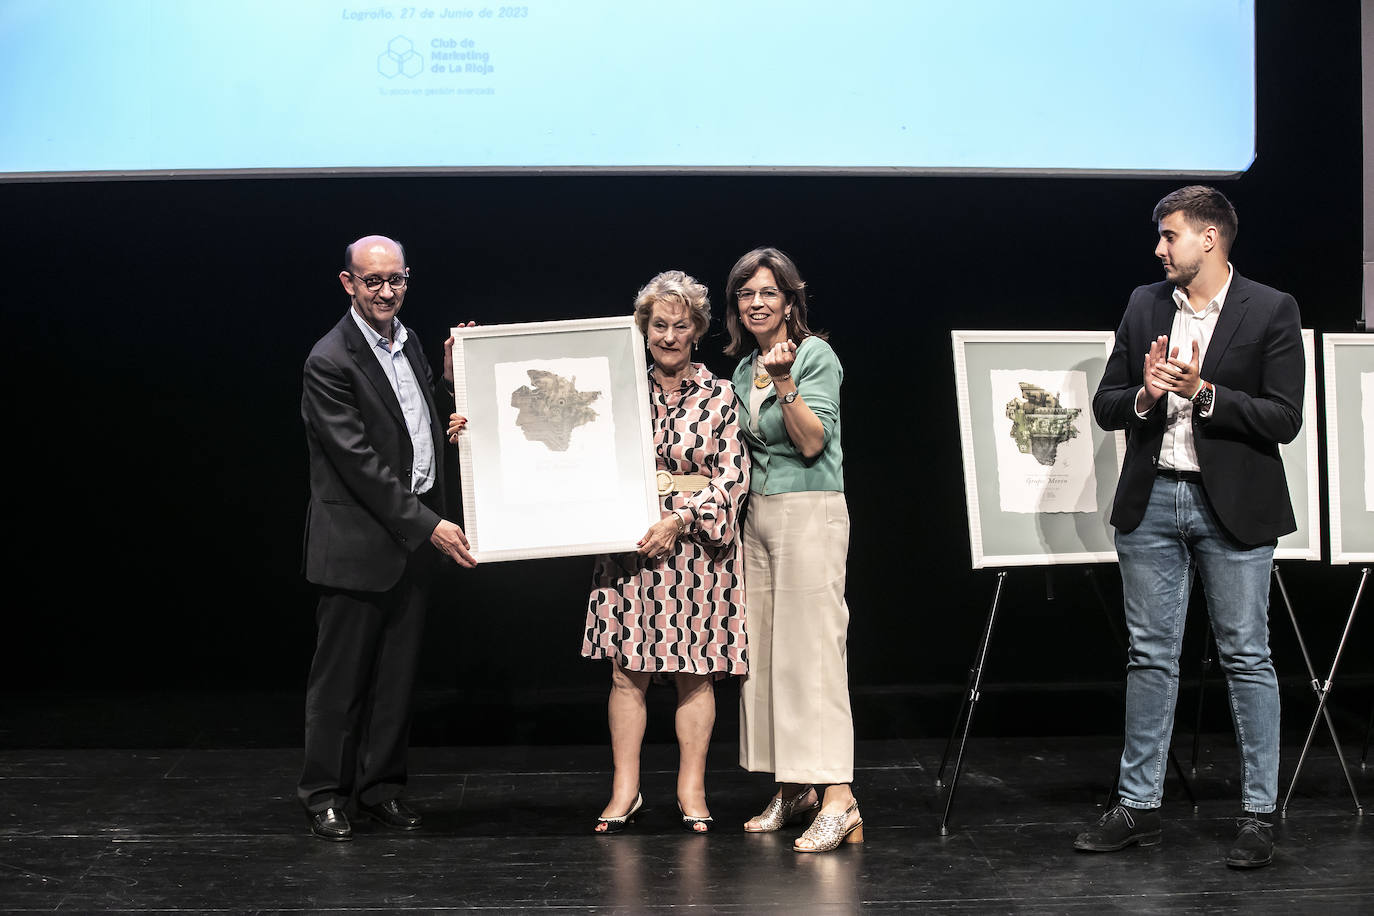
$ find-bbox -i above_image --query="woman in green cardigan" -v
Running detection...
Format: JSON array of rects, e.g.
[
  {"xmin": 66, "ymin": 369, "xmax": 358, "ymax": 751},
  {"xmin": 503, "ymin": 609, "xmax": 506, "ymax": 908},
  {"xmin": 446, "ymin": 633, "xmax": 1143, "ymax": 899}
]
[{"xmin": 726, "ymin": 247, "xmax": 861, "ymax": 854}]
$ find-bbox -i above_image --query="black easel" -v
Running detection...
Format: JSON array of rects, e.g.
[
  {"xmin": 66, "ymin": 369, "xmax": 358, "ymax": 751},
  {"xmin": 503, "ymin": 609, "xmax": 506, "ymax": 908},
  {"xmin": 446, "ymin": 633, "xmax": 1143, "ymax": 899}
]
[
  {"xmin": 1280, "ymin": 565, "xmax": 1369, "ymax": 816},
  {"xmin": 1362, "ymin": 700, "xmax": 1372, "ymax": 768},
  {"xmin": 1188, "ymin": 627, "xmax": 1215, "ymax": 775},
  {"xmin": 935, "ymin": 570, "xmax": 1006, "ymax": 836},
  {"xmin": 1187, "ymin": 564, "xmax": 1337, "ymax": 782},
  {"xmin": 934, "ymin": 567, "xmax": 1195, "ymax": 835}
]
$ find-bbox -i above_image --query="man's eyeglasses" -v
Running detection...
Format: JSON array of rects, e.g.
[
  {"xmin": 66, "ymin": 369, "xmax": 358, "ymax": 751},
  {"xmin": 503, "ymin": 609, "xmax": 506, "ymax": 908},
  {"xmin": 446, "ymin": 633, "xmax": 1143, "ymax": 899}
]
[
  {"xmin": 346, "ymin": 270, "xmax": 410, "ymax": 292},
  {"xmin": 736, "ymin": 287, "xmax": 782, "ymax": 304}
]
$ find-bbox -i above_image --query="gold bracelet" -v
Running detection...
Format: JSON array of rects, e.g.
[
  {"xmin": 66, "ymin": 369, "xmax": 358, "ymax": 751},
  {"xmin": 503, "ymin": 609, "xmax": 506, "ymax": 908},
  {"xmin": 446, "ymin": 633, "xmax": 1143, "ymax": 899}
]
[{"xmin": 672, "ymin": 512, "xmax": 686, "ymax": 534}]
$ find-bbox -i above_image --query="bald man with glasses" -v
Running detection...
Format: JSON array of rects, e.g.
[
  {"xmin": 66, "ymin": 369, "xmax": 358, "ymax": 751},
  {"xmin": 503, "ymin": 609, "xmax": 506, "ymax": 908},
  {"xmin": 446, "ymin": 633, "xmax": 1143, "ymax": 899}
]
[{"xmin": 298, "ymin": 234, "xmax": 476, "ymax": 841}]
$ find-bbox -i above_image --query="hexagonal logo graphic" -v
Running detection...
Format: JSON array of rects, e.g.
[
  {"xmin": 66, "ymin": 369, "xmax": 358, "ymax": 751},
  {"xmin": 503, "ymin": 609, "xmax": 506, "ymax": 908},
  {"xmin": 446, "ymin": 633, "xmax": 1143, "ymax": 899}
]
[{"xmin": 378, "ymin": 36, "xmax": 423, "ymax": 78}]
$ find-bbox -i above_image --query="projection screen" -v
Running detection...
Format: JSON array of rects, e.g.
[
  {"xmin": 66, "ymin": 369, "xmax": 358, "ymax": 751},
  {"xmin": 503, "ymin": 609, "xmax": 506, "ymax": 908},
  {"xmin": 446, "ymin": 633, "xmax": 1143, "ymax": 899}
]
[{"xmin": 0, "ymin": 1, "xmax": 1256, "ymax": 180}]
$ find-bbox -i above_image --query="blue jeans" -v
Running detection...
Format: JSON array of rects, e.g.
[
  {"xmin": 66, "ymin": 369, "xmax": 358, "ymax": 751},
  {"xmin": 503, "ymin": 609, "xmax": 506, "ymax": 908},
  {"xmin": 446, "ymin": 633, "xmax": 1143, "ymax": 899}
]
[{"xmin": 1114, "ymin": 476, "xmax": 1279, "ymax": 813}]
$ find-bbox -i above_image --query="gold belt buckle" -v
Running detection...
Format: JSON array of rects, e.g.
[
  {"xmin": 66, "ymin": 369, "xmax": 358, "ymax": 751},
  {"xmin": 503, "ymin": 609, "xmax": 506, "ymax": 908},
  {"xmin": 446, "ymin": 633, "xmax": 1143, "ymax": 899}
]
[{"xmin": 656, "ymin": 470, "xmax": 674, "ymax": 495}]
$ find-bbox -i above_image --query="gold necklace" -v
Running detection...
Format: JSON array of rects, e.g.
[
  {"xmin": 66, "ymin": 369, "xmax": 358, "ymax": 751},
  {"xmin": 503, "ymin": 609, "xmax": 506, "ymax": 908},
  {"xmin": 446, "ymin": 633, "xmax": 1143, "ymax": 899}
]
[{"xmin": 753, "ymin": 358, "xmax": 772, "ymax": 388}]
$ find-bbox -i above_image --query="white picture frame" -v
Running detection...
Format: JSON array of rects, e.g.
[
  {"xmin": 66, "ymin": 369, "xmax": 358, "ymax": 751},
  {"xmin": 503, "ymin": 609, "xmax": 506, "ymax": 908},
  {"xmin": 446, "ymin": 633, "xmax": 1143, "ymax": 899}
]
[
  {"xmin": 1322, "ymin": 333, "xmax": 1374, "ymax": 564},
  {"xmin": 450, "ymin": 316, "xmax": 660, "ymax": 562},
  {"xmin": 952, "ymin": 330, "xmax": 1125, "ymax": 569},
  {"xmin": 1275, "ymin": 329, "xmax": 1321, "ymax": 561}
]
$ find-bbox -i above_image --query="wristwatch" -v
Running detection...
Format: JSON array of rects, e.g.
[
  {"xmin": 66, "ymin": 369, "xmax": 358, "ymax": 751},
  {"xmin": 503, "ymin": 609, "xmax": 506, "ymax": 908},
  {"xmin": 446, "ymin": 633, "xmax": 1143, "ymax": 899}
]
[
  {"xmin": 780, "ymin": 390, "xmax": 800, "ymax": 405},
  {"xmin": 1191, "ymin": 381, "xmax": 1214, "ymax": 413}
]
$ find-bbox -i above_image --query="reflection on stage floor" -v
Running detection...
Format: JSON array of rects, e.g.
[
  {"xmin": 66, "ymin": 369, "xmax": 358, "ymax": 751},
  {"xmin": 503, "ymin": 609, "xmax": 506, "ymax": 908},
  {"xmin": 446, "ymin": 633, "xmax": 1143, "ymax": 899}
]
[{"xmin": 1, "ymin": 689, "xmax": 1370, "ymax": 914}]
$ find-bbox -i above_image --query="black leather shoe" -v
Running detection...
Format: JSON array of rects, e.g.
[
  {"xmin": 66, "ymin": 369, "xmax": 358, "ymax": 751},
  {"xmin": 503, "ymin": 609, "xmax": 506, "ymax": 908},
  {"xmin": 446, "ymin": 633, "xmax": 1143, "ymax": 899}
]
[
  {"xmin": 309, "ymin": 807, "xmax": 352, "ymax": 842},
  {"xmin": 359, "ymin": 798, "xmax": 423, "ymax": 830},
  {"xmin": 1224, "ymin": 815, "xmax": 1274, "ymax": 868},
  {"xmin": 1073, "ymin": 804, "xmax": 1162, "ymax": 852}
]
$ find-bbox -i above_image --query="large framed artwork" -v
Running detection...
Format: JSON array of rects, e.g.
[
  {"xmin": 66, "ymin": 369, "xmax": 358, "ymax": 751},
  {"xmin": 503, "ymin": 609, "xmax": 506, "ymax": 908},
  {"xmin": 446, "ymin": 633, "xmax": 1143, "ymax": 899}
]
[
  {"xmin": 450, "ymin": 316, "xmax": 661, "ymax": 562},
  {"xmin": 952, "ymin": 330, "xmax": 1125, "ymax": 569},
  {"xmin": 1275, "ymin": 329, "xmax": 1321, "ymax": 561},
  {"xmin": 1322, "ymin": 333, "xmax": 1374, "ymax": 563}
]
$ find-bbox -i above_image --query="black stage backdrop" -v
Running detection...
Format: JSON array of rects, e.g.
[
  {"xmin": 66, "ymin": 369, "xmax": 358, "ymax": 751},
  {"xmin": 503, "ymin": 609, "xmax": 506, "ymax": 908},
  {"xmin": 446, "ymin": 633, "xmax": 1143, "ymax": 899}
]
[{"xmin": 2, "ymin": 3, "xmax": 1368, "ymax": 739}]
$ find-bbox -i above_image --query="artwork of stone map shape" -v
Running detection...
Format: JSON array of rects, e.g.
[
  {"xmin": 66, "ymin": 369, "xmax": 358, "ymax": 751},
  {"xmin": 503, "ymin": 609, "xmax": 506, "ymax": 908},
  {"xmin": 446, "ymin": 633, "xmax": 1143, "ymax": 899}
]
[
  {"xmin": 509, "ymin": 369, "xmax": 602, "ymax": 452},
  {"xmin": 1005, "ymin": 382, "xmax": 1081, "ymax": 466}
]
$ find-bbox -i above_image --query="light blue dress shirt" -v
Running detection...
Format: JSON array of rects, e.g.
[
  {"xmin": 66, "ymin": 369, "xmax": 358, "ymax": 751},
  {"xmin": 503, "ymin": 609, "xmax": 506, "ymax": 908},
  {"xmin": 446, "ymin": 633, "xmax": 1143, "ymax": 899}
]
[{"xmin": 349, "ymin": 309, "xmax": 436, "ymax": 495}]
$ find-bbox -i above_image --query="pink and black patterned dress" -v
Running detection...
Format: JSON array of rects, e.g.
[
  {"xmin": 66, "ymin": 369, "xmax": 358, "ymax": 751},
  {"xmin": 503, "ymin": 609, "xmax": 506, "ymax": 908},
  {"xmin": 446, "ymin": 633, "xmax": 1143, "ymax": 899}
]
[{"xmin": 582, "ymin": 363, "xmax": 750, "ymax": 675}]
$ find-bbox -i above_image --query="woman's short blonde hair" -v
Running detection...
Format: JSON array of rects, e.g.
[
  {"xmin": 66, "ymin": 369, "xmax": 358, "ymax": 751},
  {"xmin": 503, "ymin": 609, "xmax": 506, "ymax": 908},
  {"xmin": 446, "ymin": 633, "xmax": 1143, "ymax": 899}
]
[{"xmin": 632, "ymin": 270, "xmax": 710, "ymax": 340}]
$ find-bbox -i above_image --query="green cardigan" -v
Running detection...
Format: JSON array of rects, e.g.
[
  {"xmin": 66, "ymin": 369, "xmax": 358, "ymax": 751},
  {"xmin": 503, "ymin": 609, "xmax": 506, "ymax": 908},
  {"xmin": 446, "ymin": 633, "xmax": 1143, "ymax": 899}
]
[{"xmin": 731, "ymin": 336, "xmax": 845, "ymax": 495}]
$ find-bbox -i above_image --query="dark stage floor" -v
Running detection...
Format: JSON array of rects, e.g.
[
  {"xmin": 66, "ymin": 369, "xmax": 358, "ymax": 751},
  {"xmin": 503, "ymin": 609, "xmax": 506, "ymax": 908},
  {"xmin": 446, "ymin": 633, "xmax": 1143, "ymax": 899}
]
[{"xmin": 2, "ymin": 690, "xmax": 1372, "ymax": 914}]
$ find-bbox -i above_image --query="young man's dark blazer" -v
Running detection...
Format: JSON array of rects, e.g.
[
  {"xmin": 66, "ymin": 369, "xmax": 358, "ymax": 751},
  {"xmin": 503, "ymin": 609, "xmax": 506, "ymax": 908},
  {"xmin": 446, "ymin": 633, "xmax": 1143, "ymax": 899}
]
[{"xmin": 1093, "ymin": 270, "xmax": 1304, "ymax": 548}]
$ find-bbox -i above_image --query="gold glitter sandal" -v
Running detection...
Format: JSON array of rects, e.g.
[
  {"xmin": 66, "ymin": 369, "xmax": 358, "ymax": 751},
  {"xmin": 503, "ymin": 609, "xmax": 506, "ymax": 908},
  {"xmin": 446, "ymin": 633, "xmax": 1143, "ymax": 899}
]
[
  {"xmin": 793, "ymin": 799, "xmax": 863, "ymax": 853},
  {"xmin": 744, "ymin": 785, "xmax": 819, "ymax": 833}
]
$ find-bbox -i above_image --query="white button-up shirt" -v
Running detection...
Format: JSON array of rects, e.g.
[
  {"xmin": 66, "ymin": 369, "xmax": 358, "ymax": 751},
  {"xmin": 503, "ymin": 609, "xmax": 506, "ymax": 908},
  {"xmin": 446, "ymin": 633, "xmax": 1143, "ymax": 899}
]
[{"xmin": 1144, "ymin": 263, "xmax": 1233, "ymax": 472}]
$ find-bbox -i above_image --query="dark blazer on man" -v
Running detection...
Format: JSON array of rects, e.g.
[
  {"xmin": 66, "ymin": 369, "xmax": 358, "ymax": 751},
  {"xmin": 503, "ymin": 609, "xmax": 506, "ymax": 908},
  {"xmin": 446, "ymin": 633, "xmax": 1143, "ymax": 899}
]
[
  {"xmin": 302, "ymin": 311, "xmax": 448, "ymax": 591},
  {"xmin": 1093, "ymin": 271, "xmax": 1304, "ymax": 547},
  {"xmin": 297, "ymin": 309, "xmax": 450, "ymax": 815}
]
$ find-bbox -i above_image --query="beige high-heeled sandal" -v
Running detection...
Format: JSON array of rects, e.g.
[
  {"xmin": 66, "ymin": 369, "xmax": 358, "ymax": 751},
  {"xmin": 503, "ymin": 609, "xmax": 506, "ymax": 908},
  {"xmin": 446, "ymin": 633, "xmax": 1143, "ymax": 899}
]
[
  {"xmin": 793, "ymin": 799, "xmax": 863, "ymax": 853},
  {"xmin": 744, "ymin": 785, "xmax": 820, "ymax": 833}
]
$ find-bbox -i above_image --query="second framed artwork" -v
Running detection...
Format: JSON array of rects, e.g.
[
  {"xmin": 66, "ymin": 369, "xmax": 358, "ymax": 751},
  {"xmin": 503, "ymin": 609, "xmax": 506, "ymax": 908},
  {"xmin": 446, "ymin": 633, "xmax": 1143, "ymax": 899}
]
[
  {"xmin": 952, "ymin": 330, "xmax": 1125, "ymax": 568},
  {"xmin": 1323, "ymin": 333, "xmax": 1374, "ymax": 563},
  {"xmin": 1274, "ymin": 329, "xmax": 1321, "ymax": 561},
  {"xmin": 450, "ymin": 316, "xmax": 661, "ymax": 562}
]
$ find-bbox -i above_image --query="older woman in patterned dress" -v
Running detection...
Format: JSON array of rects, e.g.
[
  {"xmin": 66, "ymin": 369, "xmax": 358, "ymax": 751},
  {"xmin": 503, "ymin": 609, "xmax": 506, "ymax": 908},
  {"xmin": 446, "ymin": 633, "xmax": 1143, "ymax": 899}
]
[{"xmin": 582, "ymin": 270, "xmax": 750, "ymax": 834}]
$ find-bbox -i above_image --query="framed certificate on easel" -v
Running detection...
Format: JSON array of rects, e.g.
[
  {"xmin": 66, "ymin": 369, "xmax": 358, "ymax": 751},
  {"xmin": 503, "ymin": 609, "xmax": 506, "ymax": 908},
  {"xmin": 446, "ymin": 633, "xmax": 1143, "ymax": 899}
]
[
  {"xmin": 951, "ymin": 330, "xmax": 1124, "ymax": 569},
  {"xmin": 1276, "ymin": 329, "xmax": 1322, "ymax": 561},
  {"xmin": 1323, "ymin": 333, "xmax": 1374, "ymax": 563}
]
